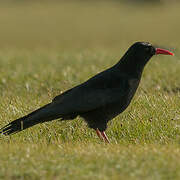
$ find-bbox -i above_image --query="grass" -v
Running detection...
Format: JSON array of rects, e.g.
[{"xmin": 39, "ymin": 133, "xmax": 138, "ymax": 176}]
[
  {"xmin": 0, "ymin": 1, "xmax": 180, "ymax": 179},
  {"xmin": 1, "ymin": 143, "xmax": 180, "ymax": 180}
]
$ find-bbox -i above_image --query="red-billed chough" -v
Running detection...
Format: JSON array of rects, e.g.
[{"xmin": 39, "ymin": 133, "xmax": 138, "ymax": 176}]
[{"xmin": 0, "ymin": 42, "xmax": 174, "ymax": 143}]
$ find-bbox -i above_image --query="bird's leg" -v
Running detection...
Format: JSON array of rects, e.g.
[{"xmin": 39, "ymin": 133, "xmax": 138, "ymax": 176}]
[
  {"xmin": 96, "ymin": 128, "xmax": 110, "ymax": 143},
  {"xmin": 100, "ymin": 131, "xmax": 110, "ymax": 143},
  {"xmin": 96, "ymin": 128, "xmax": 104, "ymax": 141}
]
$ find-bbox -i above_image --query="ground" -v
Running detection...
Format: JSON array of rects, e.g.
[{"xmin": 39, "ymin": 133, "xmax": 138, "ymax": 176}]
[{"xmin": 0, "ymin": 1, "xmax": 180, "ymax": 179}]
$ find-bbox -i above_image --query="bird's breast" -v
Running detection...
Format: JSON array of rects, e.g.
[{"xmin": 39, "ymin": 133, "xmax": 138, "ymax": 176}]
[{"xmin": 126, "ymin": 78, "xmax": 140, "ymax": 101}]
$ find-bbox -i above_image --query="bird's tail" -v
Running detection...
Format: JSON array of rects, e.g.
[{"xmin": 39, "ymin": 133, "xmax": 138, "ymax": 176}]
[{"xmin": 0, "ymin": 103, "xmax": 63, "ymax": 135}]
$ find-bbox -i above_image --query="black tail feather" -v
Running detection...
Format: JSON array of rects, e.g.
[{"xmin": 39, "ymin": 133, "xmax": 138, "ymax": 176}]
[
  {"xmin": 0, "ymin": 103, "xmax": 64, "ymax": 135},
  {"xmin": 0, "ymin": 116, "xmax": 38, "ymax": 135}
]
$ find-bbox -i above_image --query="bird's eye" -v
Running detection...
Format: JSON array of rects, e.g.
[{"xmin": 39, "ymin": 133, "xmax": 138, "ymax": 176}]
[{"xmin": 145, "ymin": 47, "xmax": 150, "ymax": 53}]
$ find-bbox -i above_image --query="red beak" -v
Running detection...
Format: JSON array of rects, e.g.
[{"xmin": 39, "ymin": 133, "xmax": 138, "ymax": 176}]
[{"xmin": 156, "ymin": 48, "xmax": 174, "ymax": 56}]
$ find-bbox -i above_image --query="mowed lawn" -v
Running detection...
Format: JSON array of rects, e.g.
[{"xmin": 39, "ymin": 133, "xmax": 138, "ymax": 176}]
[{"xmin": 0, "ymin": 1, "xmax": 180, "ymax": 180}]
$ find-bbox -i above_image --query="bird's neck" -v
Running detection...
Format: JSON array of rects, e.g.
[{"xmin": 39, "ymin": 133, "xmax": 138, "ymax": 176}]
[{"xmin": 115, "ymin": 57, "xmax": 145, "ymax": 78}]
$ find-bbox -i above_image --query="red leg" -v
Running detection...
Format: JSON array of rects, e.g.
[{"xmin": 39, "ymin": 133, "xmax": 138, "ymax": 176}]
[
  {"xmin": 96, "ymin": 128, "xmax": 103, "ymax": 141},
  {"xmin": 96, "ymin": 129, "xmax": 110, "ymax": 143},
  {"xmin": 100, "ymin": 131, "xmax": 110, "ymax": 143}
]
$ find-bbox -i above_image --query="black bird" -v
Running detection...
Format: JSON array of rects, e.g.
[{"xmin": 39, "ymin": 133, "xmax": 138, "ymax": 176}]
[{"xmin": 0, "ymin": 42, "xmax": 174, "ymax": 142}]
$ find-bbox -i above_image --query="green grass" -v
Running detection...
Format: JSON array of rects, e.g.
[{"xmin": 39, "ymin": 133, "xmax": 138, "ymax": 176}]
[
  {"xmin": 0, "ymin": 1, "xmax": 180, "ymax": 179},
  {"xmin": 1, "ymin": 143, "xmax": 180, "ymax": 180}
]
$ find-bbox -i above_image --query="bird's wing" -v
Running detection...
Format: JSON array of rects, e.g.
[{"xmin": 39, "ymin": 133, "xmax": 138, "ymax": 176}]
[{"xmin": 52, "ymin": 77, "xmax": 128, "ymax": 114}]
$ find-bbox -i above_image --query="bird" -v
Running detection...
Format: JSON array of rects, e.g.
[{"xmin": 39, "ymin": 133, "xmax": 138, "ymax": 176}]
[{"xmin": 0, "ymin": 42, "xmax": 174, "ymax": 143}]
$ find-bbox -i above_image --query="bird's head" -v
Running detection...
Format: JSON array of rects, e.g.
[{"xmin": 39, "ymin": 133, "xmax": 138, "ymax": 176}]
[
  {"xmin": 121, "ymin": 42, "xmax": 174, "ymax": 69},
  {"xmin": 129, "ymin": 42, "xmax": 173, "ymax": 64}
]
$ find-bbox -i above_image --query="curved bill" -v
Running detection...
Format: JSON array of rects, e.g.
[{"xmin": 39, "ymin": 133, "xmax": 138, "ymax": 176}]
[{"xmin": 156, "ymin": 48, "xmax": 174, "ymax": 56}]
